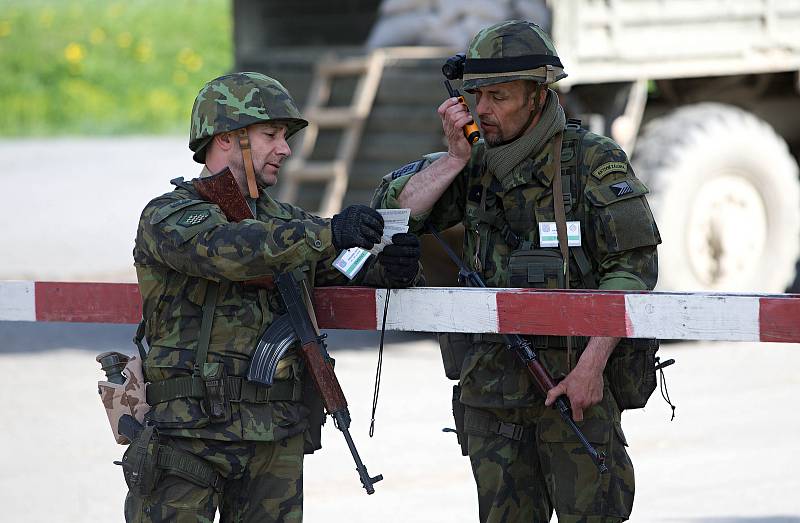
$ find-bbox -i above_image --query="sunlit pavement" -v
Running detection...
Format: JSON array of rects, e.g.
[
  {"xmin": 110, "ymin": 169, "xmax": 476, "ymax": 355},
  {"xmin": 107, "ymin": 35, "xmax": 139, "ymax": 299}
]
[{"xmin": 0, "ymin": 323, "xmax": 798, "ymax": 523}]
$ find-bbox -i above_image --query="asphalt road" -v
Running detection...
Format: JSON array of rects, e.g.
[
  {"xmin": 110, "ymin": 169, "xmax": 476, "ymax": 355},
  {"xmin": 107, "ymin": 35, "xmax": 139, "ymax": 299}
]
[{"xmin": 0, "ymin": 322, "xmax": 798, "ymax": 523}]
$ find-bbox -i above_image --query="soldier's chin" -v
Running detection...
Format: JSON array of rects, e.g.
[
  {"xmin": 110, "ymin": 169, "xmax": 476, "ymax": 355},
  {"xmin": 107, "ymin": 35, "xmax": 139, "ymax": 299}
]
[
  {"xmin": 259, "ymin": 174, "xmax": 278, "ymax": 188},
  {"xmin": 484, "ymin": 133, "xmax": 505, "ymax": 147}
]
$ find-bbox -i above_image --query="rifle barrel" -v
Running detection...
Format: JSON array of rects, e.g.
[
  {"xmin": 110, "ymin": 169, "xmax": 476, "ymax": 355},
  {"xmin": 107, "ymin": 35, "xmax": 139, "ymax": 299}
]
[{"xmin": 333, "ymin": 411, "xmax": 383, "ymax": 494}]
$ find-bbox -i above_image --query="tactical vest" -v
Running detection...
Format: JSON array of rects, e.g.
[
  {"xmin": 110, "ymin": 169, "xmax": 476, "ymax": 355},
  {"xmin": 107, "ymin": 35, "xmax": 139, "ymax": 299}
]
[
  {"xmin": 443, "ymin": 123, "xmax": 662, "ymax": 417},
  {"xmin": 468, "ymin": 118, "xmax": 596, "ymax": 291}
]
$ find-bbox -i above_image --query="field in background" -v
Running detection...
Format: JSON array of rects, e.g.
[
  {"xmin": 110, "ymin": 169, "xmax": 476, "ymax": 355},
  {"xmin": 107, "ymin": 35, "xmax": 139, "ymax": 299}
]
[{"xmin": 0, "ymin": 0, "xmax": 232, "ymax": 136}]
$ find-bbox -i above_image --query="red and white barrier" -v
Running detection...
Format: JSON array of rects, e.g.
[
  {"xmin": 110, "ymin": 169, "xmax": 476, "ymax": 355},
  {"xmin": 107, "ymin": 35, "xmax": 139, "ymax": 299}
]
[{"xmin": 1, "ymin": 281, "xmax": 799, "ymax": 343}]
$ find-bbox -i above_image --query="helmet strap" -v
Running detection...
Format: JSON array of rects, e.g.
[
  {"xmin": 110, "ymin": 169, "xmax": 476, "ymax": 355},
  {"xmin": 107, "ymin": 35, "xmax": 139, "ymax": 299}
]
[
  {"xmin": 496, "ymin": 83, "xmax": 543, "ymax": 146},
  {"xmin": 236, "ymin": 128, "xmax": 259, "ymax": 199}
]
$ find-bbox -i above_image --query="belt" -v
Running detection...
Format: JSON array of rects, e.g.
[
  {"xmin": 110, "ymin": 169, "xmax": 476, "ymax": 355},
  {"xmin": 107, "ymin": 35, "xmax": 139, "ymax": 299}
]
[{"xmin": 146, "ymin": 376, "xmax": 302, "ymax": 405}]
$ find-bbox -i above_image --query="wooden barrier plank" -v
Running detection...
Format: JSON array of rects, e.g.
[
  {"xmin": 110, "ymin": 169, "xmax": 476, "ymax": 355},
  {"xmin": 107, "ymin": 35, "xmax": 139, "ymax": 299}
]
[{"xmin": 1, "ymin": 281, "xmax": 798, "ymax": 343}]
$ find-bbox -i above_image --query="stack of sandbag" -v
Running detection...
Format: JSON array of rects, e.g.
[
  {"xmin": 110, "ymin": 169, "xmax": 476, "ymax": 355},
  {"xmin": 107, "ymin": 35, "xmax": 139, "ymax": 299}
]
[{"xmin": 366, "ymin": 0, "xmax": 551, "ymax": 49}]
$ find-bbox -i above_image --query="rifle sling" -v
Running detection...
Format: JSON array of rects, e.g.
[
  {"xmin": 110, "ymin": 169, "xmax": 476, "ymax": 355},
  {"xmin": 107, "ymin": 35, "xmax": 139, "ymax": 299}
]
[
  {"xmin": 193, "ymin": 281, "xmax": 219, "ymax": 377},
  {"xmin": 133, "ymin": 319, "xmax": 148, "ymax": 361},
  {"xmin": 551, "ymin": 132, "xmax": 574, "ymax": 369}
]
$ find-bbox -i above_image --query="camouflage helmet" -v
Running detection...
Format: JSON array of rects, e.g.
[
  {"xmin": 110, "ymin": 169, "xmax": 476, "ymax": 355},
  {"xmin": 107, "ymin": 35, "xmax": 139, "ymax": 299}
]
[
  {"xmin": 189, "ymin": 72, "xmax": 308, "ymax": 163},
  {"xmin": 462, "ymin": 20, "xmax": 567, "ymax": 91}
]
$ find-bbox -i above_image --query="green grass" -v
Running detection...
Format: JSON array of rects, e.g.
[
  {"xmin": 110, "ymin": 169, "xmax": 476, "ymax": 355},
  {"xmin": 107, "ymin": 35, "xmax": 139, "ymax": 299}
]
[{"xmin": 0, "ymin": 0, "xmax": 233, "ymax": 136}]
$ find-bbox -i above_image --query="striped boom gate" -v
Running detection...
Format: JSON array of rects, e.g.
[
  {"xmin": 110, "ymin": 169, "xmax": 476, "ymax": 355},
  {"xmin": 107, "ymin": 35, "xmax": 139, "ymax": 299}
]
[{"xmin": 1, "ymin": 281, "xmax": 798, "ymax": 343}]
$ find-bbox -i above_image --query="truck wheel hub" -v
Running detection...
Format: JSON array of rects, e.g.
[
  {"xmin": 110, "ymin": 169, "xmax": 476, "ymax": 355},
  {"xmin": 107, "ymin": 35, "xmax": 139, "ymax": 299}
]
[{"xmin": 686, "ymin": 172, "xmax": 767, "ymax": 288}]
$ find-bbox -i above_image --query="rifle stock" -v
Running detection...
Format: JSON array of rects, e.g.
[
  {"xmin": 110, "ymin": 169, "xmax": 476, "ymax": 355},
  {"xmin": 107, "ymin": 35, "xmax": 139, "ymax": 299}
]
[
  {"xmin": 193, "ymin": 167, "xmax": 274, "ymax": 289},
  {"xmin": 426, "ymin": 223, "xmax": 608, "ymax": 474},
  {"xmin": 194, "ymin": 167, "xmax": 254, "ymax": 222}
]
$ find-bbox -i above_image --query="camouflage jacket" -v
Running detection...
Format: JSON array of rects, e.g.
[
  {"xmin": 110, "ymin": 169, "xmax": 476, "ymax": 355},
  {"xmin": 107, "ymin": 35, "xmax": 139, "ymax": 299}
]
[
  {"xmin": 134, "ymin": 171, "xmax": 400, "ymax": 441},
  {"xmin": 380, "ymin": 127, "xmax": 661, "ymax": 408}
]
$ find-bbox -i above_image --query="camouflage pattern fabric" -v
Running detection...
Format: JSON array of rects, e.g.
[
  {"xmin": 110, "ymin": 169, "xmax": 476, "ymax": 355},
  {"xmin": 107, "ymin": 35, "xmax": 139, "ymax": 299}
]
[
  {"xmin": 134, "ymin": 170, "xmax": 401, "ymax": 442},
  {"xmin": 379, "ymin": 128, "xmax": 659, "ymax": 521},
  {"xmin": 124, "ymin": 433, "xmax": 304, "ymax": 523},
  {"xmin": 462, "ymin": 20, "xmax": 567, "ymax": 90},
  {"xmin": 98, "ymin": 355, "xmax": 150, "ymax": 444},
  {"xmin": 189, "ymin": 72, "xmax": 308, "ymax": 163},
  {"xmin": 466, "ymin": 348, "xmax": 634, "ymax": 522},
  {"xmin": 130, "ymin": 168, "xmax": 413, "ymax": 521}
]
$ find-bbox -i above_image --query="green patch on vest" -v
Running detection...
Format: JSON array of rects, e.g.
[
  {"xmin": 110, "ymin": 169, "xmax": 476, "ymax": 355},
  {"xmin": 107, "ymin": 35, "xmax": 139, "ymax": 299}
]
[
  {"xmin": 592, "ymin": 161, "xmax": 627, "ymax": 180},
  {"xmin": 177, "ymin": 209, "xmax": 211, "ymax": 227}
]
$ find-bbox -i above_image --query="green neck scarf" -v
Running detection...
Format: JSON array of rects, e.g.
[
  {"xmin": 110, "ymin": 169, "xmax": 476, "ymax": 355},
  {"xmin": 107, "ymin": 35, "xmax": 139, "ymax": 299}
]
[{"xmin": 484, "ymin": 89, "xmax": 566, "ymax": 181}]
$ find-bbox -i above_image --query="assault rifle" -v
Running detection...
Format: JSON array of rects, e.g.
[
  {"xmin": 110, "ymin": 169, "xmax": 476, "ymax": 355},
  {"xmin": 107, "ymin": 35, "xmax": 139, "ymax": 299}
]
[
  {"xmin": 426, "ymin": 222, "xmax": 609, "ymax": 474},
  {"xmin": 247, "ymin": 271, "xmax": 384, "ymax": 494}
]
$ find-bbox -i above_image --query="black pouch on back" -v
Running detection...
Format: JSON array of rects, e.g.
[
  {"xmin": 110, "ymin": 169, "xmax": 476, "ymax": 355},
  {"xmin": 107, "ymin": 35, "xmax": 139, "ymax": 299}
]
[
  {"xmin": 201, "ymin": 362, "xmax": 231, "ymax": 423},
  {"xmin": 451, "ymin": 385, "xmax": 469, "ymax": 457},
  {"xmin": 302, "ymin": 364, "xmax": 326, "ymax": 455},
  {"xmin": 117, "ymin": 424, "xmax": 161, "ymax": 496},
  {"xmin": 437, "ymin": 333, "xmax": 472, "ymax": 380},
  {"xmin": 508, "ymin": 249, "xmax": 565, "ymax": 289},
  {"xmin": 605, "ymin": 338, "xmax": 659, "ymax": 410}
]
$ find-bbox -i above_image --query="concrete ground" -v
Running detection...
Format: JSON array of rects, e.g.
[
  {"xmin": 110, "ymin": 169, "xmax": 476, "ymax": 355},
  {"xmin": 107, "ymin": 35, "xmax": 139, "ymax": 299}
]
[
  {"xmin": 1, "ymin": 138, "xmax": 799, "ymax": 522},
  {"xmin": 0, "ymin": 323, "xmax": 798, "ymax": 523}
]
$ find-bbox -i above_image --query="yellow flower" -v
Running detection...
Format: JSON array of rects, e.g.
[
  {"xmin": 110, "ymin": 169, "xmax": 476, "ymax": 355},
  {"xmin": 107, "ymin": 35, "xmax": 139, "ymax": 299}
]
[
  {"xmin": 186, "ymin": 54, "xmax": 203, "ymax": 72},
  {"xmin": 64, "ymin": 42, "xmax": 85, "ymax": 64},
  {"xmin": 177, "ymin": 48, "xmax": 204, "ymax": 71},
  {"xmin": 135, "ymin": 40, "xmax": 153, "ymax": 63},
  {"xmin": 177, "ymin": 48, "xmax": 194, "ymax": 66},
  {"xmin": 117, "ymin": 32, "xmax": 133, "ymax": 49},
  {"xmin": 0, "ymin": 21, "xmax": 11, "ymax": 38},
  {"xmin": 90, "ymin": 28, "xmax": 106, "ymax": 45}
]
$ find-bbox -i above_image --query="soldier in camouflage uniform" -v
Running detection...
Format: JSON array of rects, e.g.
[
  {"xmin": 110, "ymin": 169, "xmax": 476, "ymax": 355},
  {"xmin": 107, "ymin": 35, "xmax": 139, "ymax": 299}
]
[
  {"xmin": 127, "ymin": 72, "xmax": 422, "ymax": 522},
  {"xmin": 376, "ymin": 21, "xmax": 661, "ymax": 522}
]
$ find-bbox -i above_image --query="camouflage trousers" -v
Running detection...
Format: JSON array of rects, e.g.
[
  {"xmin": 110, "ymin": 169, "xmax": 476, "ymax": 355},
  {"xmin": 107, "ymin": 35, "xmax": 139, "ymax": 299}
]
[
  {"xmin": 464, "ymin": 388, "xmax": 634, "ymax": 523},
  {"xmin": 124, "ymin": 433, "xmax": 304, "ymax": 523}
]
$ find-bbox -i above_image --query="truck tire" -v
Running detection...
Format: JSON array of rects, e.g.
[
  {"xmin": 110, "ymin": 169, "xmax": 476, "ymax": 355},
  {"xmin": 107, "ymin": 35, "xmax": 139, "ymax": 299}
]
[{"xmin": 632, "ymin": 103, "xmax": 800, "ymax": 292}]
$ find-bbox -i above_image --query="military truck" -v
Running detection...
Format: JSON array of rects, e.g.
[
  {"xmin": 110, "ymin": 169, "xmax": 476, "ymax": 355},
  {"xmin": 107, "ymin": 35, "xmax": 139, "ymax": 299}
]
[{"xmin": 233, "ymin": 0, "xmax": 800, "ymax": 293}]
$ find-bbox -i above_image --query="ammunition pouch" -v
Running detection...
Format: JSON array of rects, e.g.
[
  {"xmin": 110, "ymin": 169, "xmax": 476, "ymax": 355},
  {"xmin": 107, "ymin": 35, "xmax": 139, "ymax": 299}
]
[
  {"xmin": 605, "ymin": 338, "xmax": 660, "ymax": 411},
  {"xmin": 450, "ymin": 385, "xmax": 469, "ymax": 456},
  {"xmin": 302, "ymin": 363, "xmax": 326, "ymax": 455},
  {"xmin": 509, "ymin": 248, "xmax": 566, "ymax": 289},
  {"xmin": 437, "ymin": 333, "xmax": 473, "ymax": 380},
  {"xmin": 117, "ymin": 424, "xmax": 223, "ymax": 496},
  {"xmin": 201, "ymin": 363, "xmax": 231, "ymax": 424}
]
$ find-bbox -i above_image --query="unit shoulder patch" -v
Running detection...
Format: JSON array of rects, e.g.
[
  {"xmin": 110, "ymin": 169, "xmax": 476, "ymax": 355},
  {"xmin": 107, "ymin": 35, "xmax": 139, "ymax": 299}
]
[
  {"xmin": 610, "ymin": 181, "xmax": 633, "ymax": 197},
  {"xmin": 591, "ymin": 161, "xmax": 628, "ymax": 180},
  {"xmin": 388, "ymin": 159, "xmax": 425, "ymax": 180},
  {"xmin": 176, "ymin": 209, "xmax": 211, "ymax": 227}
]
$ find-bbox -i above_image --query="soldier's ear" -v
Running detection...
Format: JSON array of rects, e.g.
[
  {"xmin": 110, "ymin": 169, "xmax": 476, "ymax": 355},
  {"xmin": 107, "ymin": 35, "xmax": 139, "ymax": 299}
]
[{"xmin": 213, "ymin": 132, "xmax": 235, "ymax": 152}]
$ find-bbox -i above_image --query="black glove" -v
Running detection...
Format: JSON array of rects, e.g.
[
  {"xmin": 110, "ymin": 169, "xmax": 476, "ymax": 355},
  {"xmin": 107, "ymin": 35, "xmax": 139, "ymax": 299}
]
[
  {"xmin": 378, "ymin": 233, "xmax": 421, "ymax": 287},
  {"xmin": 331, "ymin": 205, "xmax": 384, "ymax": 250}
]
